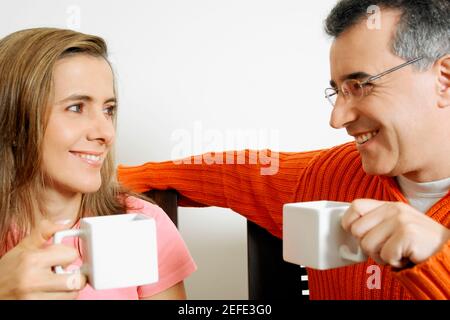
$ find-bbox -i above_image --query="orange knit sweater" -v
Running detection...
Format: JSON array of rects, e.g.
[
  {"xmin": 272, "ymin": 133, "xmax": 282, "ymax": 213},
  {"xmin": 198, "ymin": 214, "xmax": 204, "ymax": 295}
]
[{"xmin": 117, "ymin": 142, "xmax": 450, "ymax": 300}]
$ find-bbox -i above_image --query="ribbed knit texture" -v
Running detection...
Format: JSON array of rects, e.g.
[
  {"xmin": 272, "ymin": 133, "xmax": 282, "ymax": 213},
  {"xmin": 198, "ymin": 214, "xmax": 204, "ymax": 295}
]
[{"xmin": 117, "ymin": 142, "xmax": 450, "ymax": 300}]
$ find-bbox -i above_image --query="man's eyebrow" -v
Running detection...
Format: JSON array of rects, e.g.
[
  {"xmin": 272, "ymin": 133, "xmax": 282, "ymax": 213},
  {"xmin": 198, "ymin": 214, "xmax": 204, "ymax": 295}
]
[
  {"xmin": 58, "ymin": 94, "xmax": 116, "ymax": 104},
  {"xmin": 329, "ymin": 71, "xmax": 373, "ymax": 88}
]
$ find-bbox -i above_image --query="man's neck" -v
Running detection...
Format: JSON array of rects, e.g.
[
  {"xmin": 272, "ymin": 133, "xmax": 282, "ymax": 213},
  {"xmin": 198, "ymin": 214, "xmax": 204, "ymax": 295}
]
[
  {"xmin": 402, "ymin": 163, "xmax": 450, "ymax": 183},
  {"xmin": 403, "ymin": 140, "xmax": 450, "ymax": 183}
]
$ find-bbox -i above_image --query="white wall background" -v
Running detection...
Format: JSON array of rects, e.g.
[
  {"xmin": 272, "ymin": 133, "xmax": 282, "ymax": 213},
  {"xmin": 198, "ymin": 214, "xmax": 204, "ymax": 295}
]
[{"xmin": 1, "ymin": 0, "xmax": 351, "ymax": 299}]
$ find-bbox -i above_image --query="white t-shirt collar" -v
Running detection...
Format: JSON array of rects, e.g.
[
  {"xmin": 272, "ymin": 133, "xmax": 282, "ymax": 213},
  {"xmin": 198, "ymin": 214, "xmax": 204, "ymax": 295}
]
[{"xmin": 396, "ymin": 175, "xmax": 450, "ymax": 213}]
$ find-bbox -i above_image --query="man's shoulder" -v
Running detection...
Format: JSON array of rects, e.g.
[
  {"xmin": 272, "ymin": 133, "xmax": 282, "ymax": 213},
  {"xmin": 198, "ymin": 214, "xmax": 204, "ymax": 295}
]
[
  {"xmin": 313, "ymin": 141, "xmax": 361, "ymax": 166},
  {"xmin": 293, "ymin": 141, "xmax": 385, "ymax": 201},
  {"xmin": 329, "ymin": 141, "xmax": 359, "ymax": 155},
  {"xmin": 304, "ymin": 141, "xmax": 370, "ymax": 182}
]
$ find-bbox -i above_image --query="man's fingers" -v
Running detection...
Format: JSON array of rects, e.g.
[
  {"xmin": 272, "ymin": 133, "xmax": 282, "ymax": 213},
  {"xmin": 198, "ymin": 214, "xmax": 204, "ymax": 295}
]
[
  {"xmin": 20, "ymin": 220, "xmax": 71, "ymax": 250},
  {"xmin": 359, "ymin": 219, "xmax": 396, "ymax": 260},
  {"xmin": 349, "ymin": 203, "xmax": 397, "ymax": 239},
  {"xmin": 341, "ymin": 199, "xmax": 386, "ymax": 232},
  {"xmin": 379, "ymin": 232, "xmax": 407, "ymax": 268}
]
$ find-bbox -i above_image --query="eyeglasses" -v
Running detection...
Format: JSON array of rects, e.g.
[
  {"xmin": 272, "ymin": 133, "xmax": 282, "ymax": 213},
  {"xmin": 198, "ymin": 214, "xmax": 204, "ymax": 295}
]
[{"xmin": 325, "ymin": 57, "xmax": 423, "ymax": 107}]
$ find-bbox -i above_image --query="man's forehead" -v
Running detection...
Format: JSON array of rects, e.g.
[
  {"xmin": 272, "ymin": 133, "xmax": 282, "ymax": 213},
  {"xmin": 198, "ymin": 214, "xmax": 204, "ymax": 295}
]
[
  {"xmin": 329, "ymin": 9, "xmax": 402, "ymax": 80},
  {"xmin": 330, "ymin": 42, "xmax": 382, "ymax": 72}
]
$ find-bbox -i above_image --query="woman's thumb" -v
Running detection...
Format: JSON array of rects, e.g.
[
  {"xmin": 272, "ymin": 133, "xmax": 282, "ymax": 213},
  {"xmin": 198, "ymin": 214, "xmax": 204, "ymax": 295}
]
[{"xmin": 20, "ymin": 219, "xmax": 72, "ymax": 249}]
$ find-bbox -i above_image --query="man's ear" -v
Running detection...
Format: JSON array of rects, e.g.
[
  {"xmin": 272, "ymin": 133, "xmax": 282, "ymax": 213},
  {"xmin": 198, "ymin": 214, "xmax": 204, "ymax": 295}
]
[{"xmin": 436, "ymin": 54, "xmax": 450, "ymax": 109}]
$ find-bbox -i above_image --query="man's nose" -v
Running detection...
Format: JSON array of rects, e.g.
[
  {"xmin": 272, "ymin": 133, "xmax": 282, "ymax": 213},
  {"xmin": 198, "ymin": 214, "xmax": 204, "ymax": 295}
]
[
  {"xmin": 329, "ymin": 97, "xmax": 359, "ymax": 129},
  {"xmin": 87, "ymin": 110, "xmax": 115, "ymax": 145}
]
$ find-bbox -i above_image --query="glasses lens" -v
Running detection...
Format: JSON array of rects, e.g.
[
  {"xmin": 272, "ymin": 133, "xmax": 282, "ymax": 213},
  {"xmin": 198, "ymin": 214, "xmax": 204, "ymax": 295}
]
[
  {"xmin": 342, "ymin": 79, "xmax": 364, "ymax": 99},
  {"xmin": 325, "ymin": 88, "xmax": 337, "ymax": 106}
]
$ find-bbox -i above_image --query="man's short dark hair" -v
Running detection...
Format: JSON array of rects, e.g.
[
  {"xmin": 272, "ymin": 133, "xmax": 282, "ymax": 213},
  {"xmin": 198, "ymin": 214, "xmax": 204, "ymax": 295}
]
[{"xmin": 325, "ymin": 0, "xmax": 450, "ymax": 70}]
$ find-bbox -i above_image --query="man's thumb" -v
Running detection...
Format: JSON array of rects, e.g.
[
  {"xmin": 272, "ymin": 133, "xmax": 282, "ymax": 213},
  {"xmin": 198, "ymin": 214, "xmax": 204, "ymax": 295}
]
[
  {"xmin": 341, "ymin": 199, "xmax": 385, "ymax": 232},
  {"xmin": 351, "ymin": 199, "xmax": 385, "ymax": 217}
]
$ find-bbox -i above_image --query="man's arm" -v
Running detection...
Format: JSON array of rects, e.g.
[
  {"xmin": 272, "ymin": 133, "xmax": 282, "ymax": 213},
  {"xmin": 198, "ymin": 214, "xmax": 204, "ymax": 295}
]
[
  {"xmin": 342, "ymin": 199, "xmax": 450, "ymax": 299},
  {"xmin": 118, "ymin": 149, "xmax": 324, "ymax": 238},
  {"xmin": 395, "ymin": 240, "xmax": 450, "ymax": 300}
]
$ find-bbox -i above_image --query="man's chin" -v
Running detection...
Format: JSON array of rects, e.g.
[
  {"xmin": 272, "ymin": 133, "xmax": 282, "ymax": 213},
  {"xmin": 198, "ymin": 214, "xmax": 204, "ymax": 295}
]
[{"xmin": 361, "ymin": 160, "xmax": 394, "ymax": 177}]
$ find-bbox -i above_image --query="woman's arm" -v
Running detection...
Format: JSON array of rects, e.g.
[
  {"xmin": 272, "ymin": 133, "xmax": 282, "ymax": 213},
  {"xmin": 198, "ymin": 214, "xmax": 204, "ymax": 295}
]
[{"xmin": 140, "ymin": 281, "xmax": 186, "ymax": 300}]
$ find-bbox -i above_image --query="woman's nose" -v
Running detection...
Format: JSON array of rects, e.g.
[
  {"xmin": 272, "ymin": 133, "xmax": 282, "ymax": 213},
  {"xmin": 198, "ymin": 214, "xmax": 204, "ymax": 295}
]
[{"xmin": 87, "ymin": 109, "xmax": 115, "ymax": 145}]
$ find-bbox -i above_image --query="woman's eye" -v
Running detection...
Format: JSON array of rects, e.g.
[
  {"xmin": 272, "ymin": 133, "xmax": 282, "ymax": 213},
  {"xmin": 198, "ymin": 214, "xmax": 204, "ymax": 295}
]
[
  {"xmin": 67, "ymin": 104, "xmax": 82, "ymax": 113},
  {"xmin": 104, "ymin": 105, "xmax": 116, "ymax": 116}
]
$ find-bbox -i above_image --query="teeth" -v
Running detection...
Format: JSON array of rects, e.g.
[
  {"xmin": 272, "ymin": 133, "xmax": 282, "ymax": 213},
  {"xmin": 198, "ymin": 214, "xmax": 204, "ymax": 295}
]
[
  {"xmin": 74, "ymin": 153, "xmax": 101, "ymax": 162},
  {"xmin": 355, "ymin": 130, "xmax": 379, "ymax": 145}
]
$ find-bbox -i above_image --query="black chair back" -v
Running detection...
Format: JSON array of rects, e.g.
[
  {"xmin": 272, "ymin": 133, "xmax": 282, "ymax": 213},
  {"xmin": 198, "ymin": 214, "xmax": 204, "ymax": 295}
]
[{"xmin": 145, "ymin": 190, "xmax": 309, "ymax": 300}]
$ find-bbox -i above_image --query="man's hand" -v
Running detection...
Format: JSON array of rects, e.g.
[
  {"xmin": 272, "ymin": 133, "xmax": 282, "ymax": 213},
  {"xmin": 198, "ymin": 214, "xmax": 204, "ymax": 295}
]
[{"xmin": 341, "ymin": 199, "xmax": 450, "ymax": 268}]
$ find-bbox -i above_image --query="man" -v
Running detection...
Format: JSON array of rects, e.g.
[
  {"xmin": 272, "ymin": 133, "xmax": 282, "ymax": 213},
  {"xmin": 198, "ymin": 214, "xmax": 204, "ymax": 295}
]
[{"xmin": 118, "ymin": 0, "xmax": 450, "ymax": 299}]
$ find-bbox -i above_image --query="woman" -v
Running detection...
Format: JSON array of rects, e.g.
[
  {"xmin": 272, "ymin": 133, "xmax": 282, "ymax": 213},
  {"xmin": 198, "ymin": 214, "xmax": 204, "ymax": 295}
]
[{"xmin": 0, "ymin": 28, "xmax": 196, "ymax": 299}]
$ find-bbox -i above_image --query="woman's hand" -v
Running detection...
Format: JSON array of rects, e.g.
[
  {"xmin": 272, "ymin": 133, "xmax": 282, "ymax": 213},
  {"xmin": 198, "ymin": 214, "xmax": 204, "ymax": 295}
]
[
  {"xmin": 342, "ymin": 199, "xmax": 450, "ymax": 268},
  {"xmin": 0, "ymin": 220, "xmax": 87, "ymax": 299}
]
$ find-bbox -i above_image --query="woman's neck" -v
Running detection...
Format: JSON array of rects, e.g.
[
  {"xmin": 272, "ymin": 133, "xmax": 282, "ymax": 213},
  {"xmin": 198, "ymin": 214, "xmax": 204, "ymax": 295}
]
[{"xmin": 38, "ymin": 188, "xmax": 82, "ymax": 226}]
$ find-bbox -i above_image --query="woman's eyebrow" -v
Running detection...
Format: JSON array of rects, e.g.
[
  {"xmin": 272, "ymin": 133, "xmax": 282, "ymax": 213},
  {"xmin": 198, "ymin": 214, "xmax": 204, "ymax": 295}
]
[{"xmin": 58, "ymin": 94, "xmax": 116, "ymax": 104}]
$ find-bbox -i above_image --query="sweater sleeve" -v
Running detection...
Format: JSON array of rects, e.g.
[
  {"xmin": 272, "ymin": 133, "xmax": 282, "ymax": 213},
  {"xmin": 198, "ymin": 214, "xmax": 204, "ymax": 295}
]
[
  {"xmin": 394, "ymin": 239, "xmax": 450, "ymax": 300},
  {"xmin": 117, "ymin": 149, "xmax": 324, "ymax": 238}
]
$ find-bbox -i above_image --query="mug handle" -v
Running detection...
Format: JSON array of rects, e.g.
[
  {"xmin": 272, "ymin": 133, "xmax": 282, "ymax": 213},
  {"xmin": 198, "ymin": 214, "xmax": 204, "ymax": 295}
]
[
  {"xmin": 52, "ymin": 229, "xmax": 85, "ymax": 274},
  {"xmin": 339, "ymin": 244, "xmax": 366, "ymax": 262},
  {"xmin": 338, "ymin": 210, "xmax": 366, "ymax": 262}
]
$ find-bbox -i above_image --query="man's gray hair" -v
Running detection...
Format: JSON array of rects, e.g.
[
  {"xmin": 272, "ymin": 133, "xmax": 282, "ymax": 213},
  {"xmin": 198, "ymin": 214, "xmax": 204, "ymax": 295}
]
[{"xmin": 325, "ymin": 0, "xmax": 450, "ymax": 71}]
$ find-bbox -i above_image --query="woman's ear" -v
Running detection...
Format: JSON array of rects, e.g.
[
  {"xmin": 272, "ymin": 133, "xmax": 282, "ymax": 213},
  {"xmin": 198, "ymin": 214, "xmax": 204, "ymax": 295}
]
[{"xmin": 436, "ymin": 54, "xmax": 450, "ymax": 109}]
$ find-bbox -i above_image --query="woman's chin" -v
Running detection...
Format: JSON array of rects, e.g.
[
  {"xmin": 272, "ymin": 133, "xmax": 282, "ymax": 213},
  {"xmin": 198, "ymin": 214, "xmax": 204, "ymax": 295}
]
[
  {"xmin": 79, "ymin": 184, "xmax": 102, "ymax": 194},
  {"xmin": 70, "ymin": 179, "xmax": 102, "ymax": 194}
]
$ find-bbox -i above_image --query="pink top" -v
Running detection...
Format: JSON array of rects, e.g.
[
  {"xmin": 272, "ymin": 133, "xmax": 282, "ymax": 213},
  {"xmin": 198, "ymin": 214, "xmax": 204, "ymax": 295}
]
[{"xmin": 58, "ymin": 196, "xmax": 197, "ymax": 300}]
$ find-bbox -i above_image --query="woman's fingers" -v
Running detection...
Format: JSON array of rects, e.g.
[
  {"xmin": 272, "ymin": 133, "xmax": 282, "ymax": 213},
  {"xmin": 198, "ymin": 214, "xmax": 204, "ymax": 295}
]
[
  {"xmin": 38, "ymin": 244, "xmax": 80, "ymax": 269},
  {"xmin": 46, "ymin": 273, "xmax": 87, "ymax": 292},
  {"xmin": 20, "ymin": 220, "xmax": 71, "ymax": 250},
  {"xmin": 20, "ymin": 290, "xmax": 81, "ymax": 300}
]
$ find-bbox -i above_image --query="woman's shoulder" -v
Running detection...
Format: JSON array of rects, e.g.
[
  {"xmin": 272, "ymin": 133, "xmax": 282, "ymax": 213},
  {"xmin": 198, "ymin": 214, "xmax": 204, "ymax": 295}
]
[{"xmin": 123, "ymin": 195, "xmax": 166, "ymax": 219}]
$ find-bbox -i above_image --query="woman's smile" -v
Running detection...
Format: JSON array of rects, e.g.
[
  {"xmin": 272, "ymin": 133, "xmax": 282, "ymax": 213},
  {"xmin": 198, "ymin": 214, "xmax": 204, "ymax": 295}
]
[{"xmin": 69, "ymin": 150, "xmax": 105, "ymax": 168}]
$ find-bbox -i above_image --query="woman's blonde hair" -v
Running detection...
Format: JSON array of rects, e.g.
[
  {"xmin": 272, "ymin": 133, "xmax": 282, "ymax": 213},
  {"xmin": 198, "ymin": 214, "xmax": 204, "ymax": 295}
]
[{"xmin": 0, "ymin": 28, "xmax": 141, "ymax": 255}]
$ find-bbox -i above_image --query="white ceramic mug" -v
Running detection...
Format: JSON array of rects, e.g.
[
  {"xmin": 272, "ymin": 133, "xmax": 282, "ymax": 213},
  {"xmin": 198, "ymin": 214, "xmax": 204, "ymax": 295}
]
[
  {"xmin": 53, "ymin": 213, "xmax": 159, "ymax": 290},
  {"xmin": 283, "ymin": 201, "xmax": 367, "ymax": 270}
]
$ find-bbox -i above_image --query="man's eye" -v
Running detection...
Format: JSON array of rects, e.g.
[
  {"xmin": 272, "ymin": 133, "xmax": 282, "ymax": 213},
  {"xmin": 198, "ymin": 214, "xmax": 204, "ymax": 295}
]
[{"xmin": 67, "ymin": 104, "xmax": 82, "ymax": 113}]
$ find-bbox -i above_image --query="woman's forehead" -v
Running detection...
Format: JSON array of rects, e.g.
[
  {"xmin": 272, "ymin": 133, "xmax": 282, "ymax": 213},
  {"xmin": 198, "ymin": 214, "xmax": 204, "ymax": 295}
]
[{"xmin": 52, "ymin": 54, "xmax": 114, "ymax": 102}]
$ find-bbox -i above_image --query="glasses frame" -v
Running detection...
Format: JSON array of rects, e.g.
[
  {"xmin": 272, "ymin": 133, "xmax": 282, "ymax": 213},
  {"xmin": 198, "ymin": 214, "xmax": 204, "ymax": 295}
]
[{"xmin": 325, "ymin": 57, "xmax": 424, "ymax": 107}]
